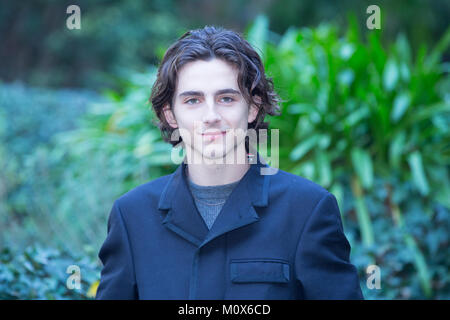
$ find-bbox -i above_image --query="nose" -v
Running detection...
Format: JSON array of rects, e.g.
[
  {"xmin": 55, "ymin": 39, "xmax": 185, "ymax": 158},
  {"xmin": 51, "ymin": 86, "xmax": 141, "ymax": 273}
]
[{"xmin": 202, "ymin": 100, "xmax": 221, "ymax": 125}]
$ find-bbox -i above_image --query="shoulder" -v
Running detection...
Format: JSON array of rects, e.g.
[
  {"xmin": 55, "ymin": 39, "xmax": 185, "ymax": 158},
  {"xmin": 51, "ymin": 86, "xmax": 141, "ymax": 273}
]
[
  {"xmin": 264, "ymin": 166, "xmax": 337, "ymax": 223},
  {"xmin": 267, "ymin": 168, "xmax": 344, "ymax": 241},
  {"xmin": 269, "ymin": 167, "xmax": 330, "ymax": 203}
]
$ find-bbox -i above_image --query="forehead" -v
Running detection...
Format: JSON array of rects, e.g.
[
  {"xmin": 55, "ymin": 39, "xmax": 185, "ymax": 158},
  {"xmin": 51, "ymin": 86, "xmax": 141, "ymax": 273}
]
[{"xmin": 175, "ymin": 58, "xmax": 239, "ymax": 93}]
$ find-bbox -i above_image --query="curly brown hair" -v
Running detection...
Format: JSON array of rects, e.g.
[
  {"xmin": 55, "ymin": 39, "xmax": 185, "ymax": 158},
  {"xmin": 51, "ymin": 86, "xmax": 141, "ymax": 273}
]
[{"xmin": 150, "ymin": 25, "xmax": 282, "ymax": 150}]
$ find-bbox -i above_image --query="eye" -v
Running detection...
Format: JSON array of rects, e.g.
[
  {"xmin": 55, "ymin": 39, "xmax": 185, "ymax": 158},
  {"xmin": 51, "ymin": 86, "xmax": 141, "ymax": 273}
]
[
  {"xmin": 185, "ymin": 98, "xmax": 200, "ymax": 105},
  {"xmin": 219, "ymin": 96, "xmax": 235, "ymax": 104}
]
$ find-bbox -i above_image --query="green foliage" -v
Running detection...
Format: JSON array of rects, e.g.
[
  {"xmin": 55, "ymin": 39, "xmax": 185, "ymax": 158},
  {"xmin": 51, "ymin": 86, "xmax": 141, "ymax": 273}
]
[
  {"xmin": 0, "ymin": 0, "xmax": 184, "ymax": 88},
  {"xmin": 247, "ymin": 16, "xmax": 450, "ymax": 298},
  {"xmin": 0, "ymin": 245, "xmax": 99, "ymax": 299},
  {"xmin": 1, "ymin": 71, "xmax": 175, "ymax": 255},
  {"xmin": 0, "ymin": 83, "xmax": 100, "ymax": 251},
  {"xmin": 0, "ymin": 76, "xmax": 175, "ymax": 299}
]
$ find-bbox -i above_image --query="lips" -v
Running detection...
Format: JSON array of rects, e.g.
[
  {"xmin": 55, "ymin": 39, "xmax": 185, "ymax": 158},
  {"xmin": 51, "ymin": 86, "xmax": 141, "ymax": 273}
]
[
  {"xmin": 201, "ymin": 130, "xmax": 226, "ymax": 142},
  {"xmin": 202, "ymin": 131, "xmax": 226, "ymax": 136}
]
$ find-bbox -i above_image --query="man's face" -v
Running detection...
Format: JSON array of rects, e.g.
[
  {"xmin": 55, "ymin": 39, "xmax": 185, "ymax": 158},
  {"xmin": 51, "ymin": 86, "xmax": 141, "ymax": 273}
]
[{"xmin": 163, "ymin": 58, "xmax": 259, "ymax": 163}]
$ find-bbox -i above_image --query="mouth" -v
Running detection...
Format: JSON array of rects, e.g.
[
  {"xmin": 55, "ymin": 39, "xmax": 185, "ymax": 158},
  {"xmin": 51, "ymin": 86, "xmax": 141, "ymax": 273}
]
[
  {"xmin": 201, "ymin": 130, "xmax": 227, "ymax": 141},
  {"xmin": 201, "ymin": 131, "xmax": 226, "ymax": 136}
]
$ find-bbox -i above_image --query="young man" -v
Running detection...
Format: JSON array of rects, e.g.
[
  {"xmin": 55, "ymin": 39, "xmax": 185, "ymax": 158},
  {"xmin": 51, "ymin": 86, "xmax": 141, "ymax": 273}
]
[{"xmin": 96, "ymin": 26, "xmax": 363, "ymax": 300}]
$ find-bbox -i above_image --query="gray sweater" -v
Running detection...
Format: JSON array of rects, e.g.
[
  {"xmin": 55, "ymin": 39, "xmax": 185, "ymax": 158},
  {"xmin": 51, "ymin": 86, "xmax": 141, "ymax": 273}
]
[{"xmin": 186, "ymin": 168, "xmax": 240, "ymax": 230}]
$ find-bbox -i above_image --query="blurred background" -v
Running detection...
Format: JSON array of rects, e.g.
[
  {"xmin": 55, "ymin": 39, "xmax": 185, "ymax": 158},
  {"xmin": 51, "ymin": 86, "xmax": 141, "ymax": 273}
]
[{"xmin": 0, "ymin": 0, "xmax": 449, "ymax": 299}]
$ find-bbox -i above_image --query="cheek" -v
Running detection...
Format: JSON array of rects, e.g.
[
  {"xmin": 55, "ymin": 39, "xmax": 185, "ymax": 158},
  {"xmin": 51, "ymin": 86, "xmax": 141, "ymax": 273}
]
[
  {"xmin": 173, "ymin": 108, "xmax": 194, "ymax": 128},
  {"xmin": 225, "ymin": 106, "xmax": 249, "ymax": 127}
]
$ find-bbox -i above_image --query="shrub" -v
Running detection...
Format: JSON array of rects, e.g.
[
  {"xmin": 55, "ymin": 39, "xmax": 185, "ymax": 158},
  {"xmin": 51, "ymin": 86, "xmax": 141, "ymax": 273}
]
[{"xmin": 0, "ymin": 245, "xmax": 99, "ymax": 299}]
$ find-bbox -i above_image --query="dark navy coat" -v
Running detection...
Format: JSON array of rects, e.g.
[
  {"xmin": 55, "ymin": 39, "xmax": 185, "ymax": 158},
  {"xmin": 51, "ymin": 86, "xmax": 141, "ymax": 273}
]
[{"xmin": 96, "ymin": 153, "xmax": 363, "ymax": 299}]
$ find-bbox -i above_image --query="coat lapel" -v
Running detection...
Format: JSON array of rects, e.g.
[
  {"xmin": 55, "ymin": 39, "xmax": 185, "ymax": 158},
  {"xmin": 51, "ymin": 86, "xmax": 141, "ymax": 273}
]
[{"xmin": 158, "ymin": 152, "xmax": 270, "ymax": 248}]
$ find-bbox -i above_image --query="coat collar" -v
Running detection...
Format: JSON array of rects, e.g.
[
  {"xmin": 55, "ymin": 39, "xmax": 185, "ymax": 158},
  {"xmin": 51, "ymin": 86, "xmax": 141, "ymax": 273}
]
[{"xmin": 158, "ymin": 152, "xmax": 270, "ymax": 248}]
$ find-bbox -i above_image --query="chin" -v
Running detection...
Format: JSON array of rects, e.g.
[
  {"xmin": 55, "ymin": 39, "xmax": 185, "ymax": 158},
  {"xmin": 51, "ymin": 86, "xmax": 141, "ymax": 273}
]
[
  {"xmin": 202, "ymin": 144, "xmax": 247, "ymax": 165},
  {"xmin": 202, "ymin": 145, "xmax": 226, "ymax": 160}
]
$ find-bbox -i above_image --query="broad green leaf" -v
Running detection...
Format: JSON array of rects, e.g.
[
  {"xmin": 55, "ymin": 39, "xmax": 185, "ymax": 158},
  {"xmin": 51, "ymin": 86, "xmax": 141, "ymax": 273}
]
[
  {"xmin": 316, "ymin": 85, "xmax": 329, "ymax": 114},
  {"xmin": 278, "ymin": 27, "xmax": 299, "ymax": 53},
  {"xmin": 337, "ymin": 69, "xmax": 355, "ymax": 86},
  {"xmin": 295, "ymin": 117, "xmax": 314, "ymax": 139},
  {"xmin": 391, "ymin": 92, "xmax": 411, "ymax": 122},
  {"xmin": 246, "ymin": 15, "xmax": 268, "ymax": 58},
  {"xmin": 389, "ymin": 131, "xmax": 406, "ymax": 167},
  {"xmin": 395, "ymin": 33, "xmax": 411, "ymax": 64},
  {"xmin": 339, "ymin": 43, "xmax": 355, "ymax": 60},
  {"xmin": 400, "ymin": 62, "xmax": 410, "ymax": 81},
  {"xmin": 345, "ymin": 104, "xmax": 370, "ymax": 126},
  {"xmin": 300, "ymin": 161, "xmax": 315, "ymax": 180},
  {"xmin": 425, "ymin": 26, "xmax": 450, "ymax": 69},
  {"xmin": 351, "ymin": 148, "xmax": 374, "ymax": 189},
  {"xmin": 316, "ymin": 151, "xmax": 332, "ymax": 187},
  {"xmin": 405, "ymin": 235, "xmax": 432, "ymax": 298},
  {"xmin": 352, "ymin": 177, "xmax": 375, "ymax": 247},
  {"xmin": 435, "ymin": 186, "xmax": 450, "ymax": 209},
  {"xmin": 318, "ymin": 134, "xmax": 331, "ymax": 149},
  {"xmin": 287, "ymin": 103, "xmax": 314, "ymax": 114},
  {"xmin": 383, "ymin": 58, "xmax": 399, "ymax": 91},
  {"xmin": 407, "ymin": 102, "xmax": 450, "ymax": 124},
  {"xmin": 289, "ymin": 135, "xmax": 318, "ymax": 161},
  {"xmin": 427, "ymin": 166, "xmax": 450, "ymax": 208},
  {"xmin": 407, "ymin": 151, "xmax": 430, "ymax": 196},
  {"xmin": 313, "ymin": 46, "xmax": 328, "ymax": 82}
]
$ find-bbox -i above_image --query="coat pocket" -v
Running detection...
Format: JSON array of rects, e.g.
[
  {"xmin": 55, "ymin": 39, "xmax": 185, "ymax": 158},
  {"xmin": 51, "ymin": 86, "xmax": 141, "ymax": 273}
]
[{"xmin": 230, "ymin": 259, "xmax": 290, "ymax": 284}]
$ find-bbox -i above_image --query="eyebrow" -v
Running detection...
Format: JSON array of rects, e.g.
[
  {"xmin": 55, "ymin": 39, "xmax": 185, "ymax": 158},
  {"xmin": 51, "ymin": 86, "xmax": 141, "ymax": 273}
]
[{"xmin": 178, "ymin": 88, "xmax": 241, "ymax": 98}]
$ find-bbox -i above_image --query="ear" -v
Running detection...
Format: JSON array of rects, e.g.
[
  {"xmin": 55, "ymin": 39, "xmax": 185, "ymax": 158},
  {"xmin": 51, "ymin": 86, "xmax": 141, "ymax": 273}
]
[
  {"xmin": 163, "ymin": 104, "xmax": 178, "ymax": 128},
  {"xmin": 248, "ymin": 95, "xmax": 261, "ymax": 124}
]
